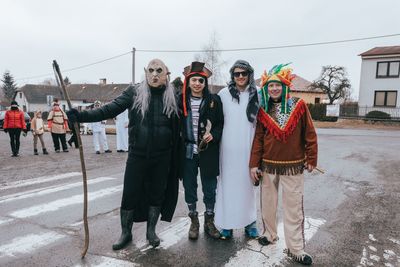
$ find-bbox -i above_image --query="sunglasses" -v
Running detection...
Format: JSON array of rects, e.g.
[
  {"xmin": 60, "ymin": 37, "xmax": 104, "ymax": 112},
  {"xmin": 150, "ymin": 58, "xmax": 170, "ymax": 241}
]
[
  {"xmin": 190, "ymin": 77, "xmax": 205, "ymax": 84},
  {"xmin": 233, "ymin": 71, "xmax": 249, "ymax": 78}
]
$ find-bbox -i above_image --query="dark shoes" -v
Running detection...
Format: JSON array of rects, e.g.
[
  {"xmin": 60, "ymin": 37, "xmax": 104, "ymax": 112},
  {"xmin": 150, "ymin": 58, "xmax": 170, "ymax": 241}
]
[
  {"xmin": 34, "ymin": 149, "xmax": 39, "ymax": 155},
  {"xmin": 188, "ymin": 212, "xmax": 200, "ymax": 240},
  {"xmin": 112, "ymin": 209, "xmax": 135, "ymax": 250},
  {"xmin": 63, "ymin": 149, "xmax": 69, "ymax": 152},
  {"xmin": 284, "ymin": 249, "xmax": 313, "ymax": 265},
  {"xmin": 146, "ymin": 206, "xmax": 161, "ymax": 247},
  {"xmin": 258, "ymin": 236, "xmax": 271, "ymax": 246},
  {"xmin": 43, "ymin": 148, "xmax": 49, "ymax": 155},
  {"xmin": 204, "ymin": 212, "xmax": 220, "ymax": 239},
  {"xmin": 104, "ymin": 150, "xmax": 112, "ymax": 153},
  {"xmin": 67, "ymin": 140, "xmax": 73, "ymax": 147},
  {"xmin": 96, "ymin": 151, "xmax": 101, "ymax": 154}
]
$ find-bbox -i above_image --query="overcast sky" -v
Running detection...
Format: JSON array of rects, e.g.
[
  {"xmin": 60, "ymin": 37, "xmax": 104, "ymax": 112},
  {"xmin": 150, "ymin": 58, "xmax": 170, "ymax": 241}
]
[{"xmin": 1, "ymin": 0, "xmax": 400, "ymax": 99}]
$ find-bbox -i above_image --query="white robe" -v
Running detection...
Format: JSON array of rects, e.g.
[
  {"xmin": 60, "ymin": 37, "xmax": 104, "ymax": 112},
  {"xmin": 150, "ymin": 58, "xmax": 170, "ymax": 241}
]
[
  {"xmin": 215, "ymin": 87, "xmax": 257, "ymax": 229},
  {"xmin": 115, "ymin": 109, "xmax": 129, "ymax": 151}
]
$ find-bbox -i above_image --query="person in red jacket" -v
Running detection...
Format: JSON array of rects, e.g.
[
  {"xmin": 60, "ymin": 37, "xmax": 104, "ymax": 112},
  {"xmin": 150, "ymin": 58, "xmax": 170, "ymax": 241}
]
[{"xmin": 3, "ymin": 101, "xmax": 27, "ymax": 157}]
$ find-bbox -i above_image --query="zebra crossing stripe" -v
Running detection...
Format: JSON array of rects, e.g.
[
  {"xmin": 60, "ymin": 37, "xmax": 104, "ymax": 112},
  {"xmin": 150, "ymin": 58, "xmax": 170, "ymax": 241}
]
[
  {"xmin": 0, "ymin": 177, "xmax": 115, "ymax": 204},
  {"xmin": 9, "ymin": 185, "xmax": 123, "ymax": 218},
  {"xmin": 0, "ymin": 172, "xmax": 81, "ymax": 191},
  {"xmin": 0, "ymin": 232, "xmax": 65, "ymax": 258}
]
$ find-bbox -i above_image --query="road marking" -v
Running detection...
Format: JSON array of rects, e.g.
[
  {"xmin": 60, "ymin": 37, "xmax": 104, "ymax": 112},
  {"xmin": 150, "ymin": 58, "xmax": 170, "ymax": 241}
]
[
  {"xmin": 225, "ymin": 217, "xmax": 326, "ymax": 266},
  {"xmin": 0, "ymin": 232, "xmax": 64, "ymax": 258},
  {"xmin": 74, "ymin": 255, "xmax": 137, "ymax": 267},
  {"xmin": 0, "ymin": 172, "xmax": 81, "ymax": 191},
  {"xmin": 0, "ymin": 177, "xmax": 115, "ymax": 204},
  {"xmin": 10, "ymin": 185, "xmax": 122, "ymax": 218}
]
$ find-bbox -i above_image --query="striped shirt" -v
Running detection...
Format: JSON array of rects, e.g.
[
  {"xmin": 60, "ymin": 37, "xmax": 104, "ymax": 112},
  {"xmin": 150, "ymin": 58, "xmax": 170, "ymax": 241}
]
[{"xmin": 191, "ymin": 96, "xmax": 202, "ymax": 154}]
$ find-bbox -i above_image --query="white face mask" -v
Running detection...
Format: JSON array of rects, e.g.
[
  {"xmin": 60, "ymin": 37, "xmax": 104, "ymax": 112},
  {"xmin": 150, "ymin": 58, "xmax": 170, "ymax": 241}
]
[{"xmin": 145, "ymin": 59, "xmax": 169, "ymax": 88}]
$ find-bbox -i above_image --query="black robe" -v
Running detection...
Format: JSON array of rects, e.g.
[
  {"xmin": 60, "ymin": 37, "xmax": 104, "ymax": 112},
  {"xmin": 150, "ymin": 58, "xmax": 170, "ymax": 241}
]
[{"xmin": 77, "ymin": 84, "xmax": 181, "ymax": 222}]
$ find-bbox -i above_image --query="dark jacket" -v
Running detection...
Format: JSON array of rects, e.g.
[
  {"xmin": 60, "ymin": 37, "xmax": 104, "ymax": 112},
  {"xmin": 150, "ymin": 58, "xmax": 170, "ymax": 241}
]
[
  {"xmin": 77, "ymin": 84, "xmax": 181, "ymax": 222},
  {"xmin": 178, "ymin": 87, "xmax": 224, "ymax": 178}
]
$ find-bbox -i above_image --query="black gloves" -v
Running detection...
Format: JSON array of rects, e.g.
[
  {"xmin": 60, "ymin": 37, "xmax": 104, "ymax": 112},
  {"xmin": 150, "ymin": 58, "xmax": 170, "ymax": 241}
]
[
  {"xmin": 4, "ymin": 129, "xmax": 8, "ymax": 133},
  {"xmin": 67, "ymin": 108, "xmax": 80, "ymax": 124}
]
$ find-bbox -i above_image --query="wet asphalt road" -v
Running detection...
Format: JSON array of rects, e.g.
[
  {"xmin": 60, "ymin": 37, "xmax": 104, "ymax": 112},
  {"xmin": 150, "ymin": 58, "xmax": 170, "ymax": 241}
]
[{"xmin": 0, "ymin": 128, "xmax": 399, "ymax": 266}]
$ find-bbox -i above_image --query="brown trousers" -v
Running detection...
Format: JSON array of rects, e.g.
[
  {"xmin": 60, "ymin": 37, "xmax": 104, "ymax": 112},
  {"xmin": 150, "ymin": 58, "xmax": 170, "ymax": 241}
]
[
  {"xmin": 260, "ymin": 172, "xmax": 305, "ymax": 255},
  {"xmin": 33, "ymin": 134, "xmax": 46, "ymax": 150}
]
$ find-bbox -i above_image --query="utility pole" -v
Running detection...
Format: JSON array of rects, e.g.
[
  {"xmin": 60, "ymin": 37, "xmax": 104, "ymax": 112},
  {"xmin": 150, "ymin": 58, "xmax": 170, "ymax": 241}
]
[{"xmin": 132, "ymin": 47, "xmax": 136, "ymax": 84}]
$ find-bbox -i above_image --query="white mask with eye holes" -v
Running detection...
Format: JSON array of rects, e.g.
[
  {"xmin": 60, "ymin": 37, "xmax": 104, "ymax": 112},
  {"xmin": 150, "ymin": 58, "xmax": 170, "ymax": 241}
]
[{"xmin": 145, "ymin": 59, "xmax": 169, "ymax": 88}]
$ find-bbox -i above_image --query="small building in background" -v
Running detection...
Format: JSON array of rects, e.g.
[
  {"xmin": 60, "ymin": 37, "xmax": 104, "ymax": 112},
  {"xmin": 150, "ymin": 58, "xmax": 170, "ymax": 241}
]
[{"xmin": 358, "ymin": 46, "xmax": 400, "ymax": 117}]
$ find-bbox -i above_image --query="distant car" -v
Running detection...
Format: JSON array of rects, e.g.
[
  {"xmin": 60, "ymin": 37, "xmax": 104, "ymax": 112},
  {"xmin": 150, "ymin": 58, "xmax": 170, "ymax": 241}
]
[{"xmin": 0, "ymin": 110, "xmax": 31, "ymax": 131}]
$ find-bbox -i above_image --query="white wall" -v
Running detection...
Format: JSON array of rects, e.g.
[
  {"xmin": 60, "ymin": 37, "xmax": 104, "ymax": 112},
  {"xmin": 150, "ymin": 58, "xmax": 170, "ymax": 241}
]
[{"xmin": 358, "ymin": 56, "xmax": 400, "ymax": 107}]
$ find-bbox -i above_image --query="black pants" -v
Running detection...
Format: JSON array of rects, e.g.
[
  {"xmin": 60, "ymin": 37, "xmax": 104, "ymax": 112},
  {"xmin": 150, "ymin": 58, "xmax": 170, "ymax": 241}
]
[
  {"xmin": 68, "ymin": 130, "xmax": 79, "ymax": 148},
  {"xmin": 121, "ymin": 152, "xmax": 171, "ymax": 210},
  {"xmin": 51, "ymin": 133, "xmax": 68, "ymax": 151},
  {"xmin": 8, "ymin": 128, "xmax": 22, "ymax": 154},
  {"xmin": 183, "ymin": 154, "xmax": 217, "ymax": 211}
]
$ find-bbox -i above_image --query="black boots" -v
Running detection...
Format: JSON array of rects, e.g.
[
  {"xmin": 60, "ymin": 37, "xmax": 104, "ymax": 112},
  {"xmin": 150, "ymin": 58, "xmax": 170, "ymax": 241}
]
[
  {"xmin": 188, "ymin": 212, "xmax": 200, "ymax": 240},
  {"xmin": 146, "ymin": 206, "xmax": 161, "ymax": 247},
  {"xmin": 204, "ymin": 212, "xmax": 220, "ymax": 239},
  {"xmin": 34, "ymin": 149, "xmax": 39, "ymax": 155},
  {"xmin": 43, "ymin": 148, "xmax": 48, "ymax": 155},
  {"xmin": 112, "ymin": 209, "xmax": 135, "ymax": 250}
]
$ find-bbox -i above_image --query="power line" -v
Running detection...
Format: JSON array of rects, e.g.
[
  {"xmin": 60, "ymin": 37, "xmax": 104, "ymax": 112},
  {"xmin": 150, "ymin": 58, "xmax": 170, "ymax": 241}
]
[
  {"xmin": 16, "ymin": 51, "xmax": 131, "ymax": 81},
  {"xmin": 137, "ymin": 33, "xmax": 400, "ymax": 52},
  {"xmin": 15, "ymin": 33, "xmax": 400, "ymax": 82}
]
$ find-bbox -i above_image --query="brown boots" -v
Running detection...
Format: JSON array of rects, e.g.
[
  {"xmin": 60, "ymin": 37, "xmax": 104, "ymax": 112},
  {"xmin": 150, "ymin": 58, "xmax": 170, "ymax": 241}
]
[
  {"xmin": 188, "ymin": 212, "xmax": 200, "ymax": 240},
  {"xmin": 188, "ymin": 212, "xmax": 220, "ymax": 240},
  {"xmin": 204, "ymin": 212, "xmax": 220, "ymax": 239}
]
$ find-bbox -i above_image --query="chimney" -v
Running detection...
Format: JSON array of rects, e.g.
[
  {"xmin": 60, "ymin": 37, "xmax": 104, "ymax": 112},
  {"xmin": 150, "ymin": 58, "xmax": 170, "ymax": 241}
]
[{"xmin": 99, "ymin": 78, "xmax": 107, "ymax": 85}]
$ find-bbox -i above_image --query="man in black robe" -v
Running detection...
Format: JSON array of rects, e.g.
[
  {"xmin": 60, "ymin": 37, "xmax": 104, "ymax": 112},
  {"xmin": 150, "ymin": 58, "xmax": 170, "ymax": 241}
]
[{"xmin": 68, "ymin": 59, "xmax": 180, "ymax": 250}]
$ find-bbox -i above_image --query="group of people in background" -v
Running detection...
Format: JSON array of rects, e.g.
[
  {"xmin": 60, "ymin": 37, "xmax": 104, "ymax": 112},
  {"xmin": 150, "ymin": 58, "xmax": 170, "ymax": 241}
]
[
  {"xmin": 2, "ymin": 99, "xmax": 129, "ymax": 156},
  {"xmin": 66, "ymin": 58, "xmax": 318, "ymax": 265}
]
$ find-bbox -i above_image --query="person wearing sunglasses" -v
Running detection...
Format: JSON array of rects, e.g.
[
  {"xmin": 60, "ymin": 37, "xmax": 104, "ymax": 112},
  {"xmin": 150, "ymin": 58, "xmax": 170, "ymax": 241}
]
[
  {"xmin": 179, "ymin": 61, "xmax": 224, "ymax": 240},
  {"xmin": 215, "ymin": 60, "xmax": 260, "ymax": 240},
  {"xmin": 249, "ymin": 64, "xmax": 317, "ymax": 265}
]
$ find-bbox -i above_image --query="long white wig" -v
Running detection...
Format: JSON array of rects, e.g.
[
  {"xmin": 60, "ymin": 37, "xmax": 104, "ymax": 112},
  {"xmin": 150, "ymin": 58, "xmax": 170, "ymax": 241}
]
[{"xmin": 132, "ymin": 79, "xmax": 178, "ymax": 119}]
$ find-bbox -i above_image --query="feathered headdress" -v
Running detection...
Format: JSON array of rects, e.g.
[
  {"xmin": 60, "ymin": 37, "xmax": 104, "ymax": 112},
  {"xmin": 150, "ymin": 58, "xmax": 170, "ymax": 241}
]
[{"xmin": 260, "ymin": 63, "xmax": 296, "ymax": 114}]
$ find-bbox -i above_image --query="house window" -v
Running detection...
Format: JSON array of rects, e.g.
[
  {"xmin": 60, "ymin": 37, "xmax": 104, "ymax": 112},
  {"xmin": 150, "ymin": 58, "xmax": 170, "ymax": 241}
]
[
  {"xmin": 23, "ymin": 105, "xmax": 27, "ymax": 112},
  {"xmin": 19, "ymin": 92, "xmax": 22, "ymax": 98},
  {"xmin": 376, "ymin": 61, "xmax": 400, "ymax": 78},
  {"xmin": 62, "ymin": 104, "xmax": 66, "ymax": 111},
  {"xmin": 315, "ymin": 97, "xmax": 320, "ymax": 104},
  {"xmin": 374, "ymin": 91, "xmax": 397, "ymax": 107}
]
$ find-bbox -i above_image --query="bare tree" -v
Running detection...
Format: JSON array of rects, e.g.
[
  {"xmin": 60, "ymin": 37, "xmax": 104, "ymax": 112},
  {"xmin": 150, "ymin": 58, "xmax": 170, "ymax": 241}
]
[
  {"xmin": 309, "ymin": 65, "xmax": 351, "ymax": 104},
  {"xmin": 194, "ymin": 31, "xmax": 226, "ymax": 91}
]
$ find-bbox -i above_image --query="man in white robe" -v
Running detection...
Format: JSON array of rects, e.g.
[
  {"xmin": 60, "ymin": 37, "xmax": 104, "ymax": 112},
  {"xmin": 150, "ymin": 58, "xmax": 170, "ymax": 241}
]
[
  {"xmin": 115, "ymin": 109, "xmax": 129, "ymax": 152},
  {"xmin": 215, "ymin": 60, "xmax": 260, "ymax": 239}
]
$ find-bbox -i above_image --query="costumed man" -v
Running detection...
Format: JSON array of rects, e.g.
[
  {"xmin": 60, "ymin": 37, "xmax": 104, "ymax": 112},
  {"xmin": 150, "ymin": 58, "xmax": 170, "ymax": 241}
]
[
  {"xmin": 115, "ymin": 108, "xmax": 129, "ymax": 152},
  {"xmin": 215, "ymin": 60, "xmax": 259, "ymax": 239},
  {"xmin": 67, "ymin": 59, "xmax": 181, "ymax": 250},
  {"xmin": 90, "ymin": 100, "xmax": 112, "ymax": 154},
  {"xmin": 249, "ymin": 64, "xmax": 318, "ymax": 265},
  {"xmin": 3, "ymin": 100, "xmax": 27, "ymax": 157},
  {"xmin": 179, "ymin": 61, "xmax": 223, "ymax": 240},
  {"xmin": 47, "ymin": 99, "xmax": 70, "ymax": 152}
]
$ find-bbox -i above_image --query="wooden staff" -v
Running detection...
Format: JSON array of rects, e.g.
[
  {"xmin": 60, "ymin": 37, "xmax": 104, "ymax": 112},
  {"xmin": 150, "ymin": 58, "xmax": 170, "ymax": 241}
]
[{"xmin": 52, "ymin": 60, "xmax": 89, "ymax": 258}]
